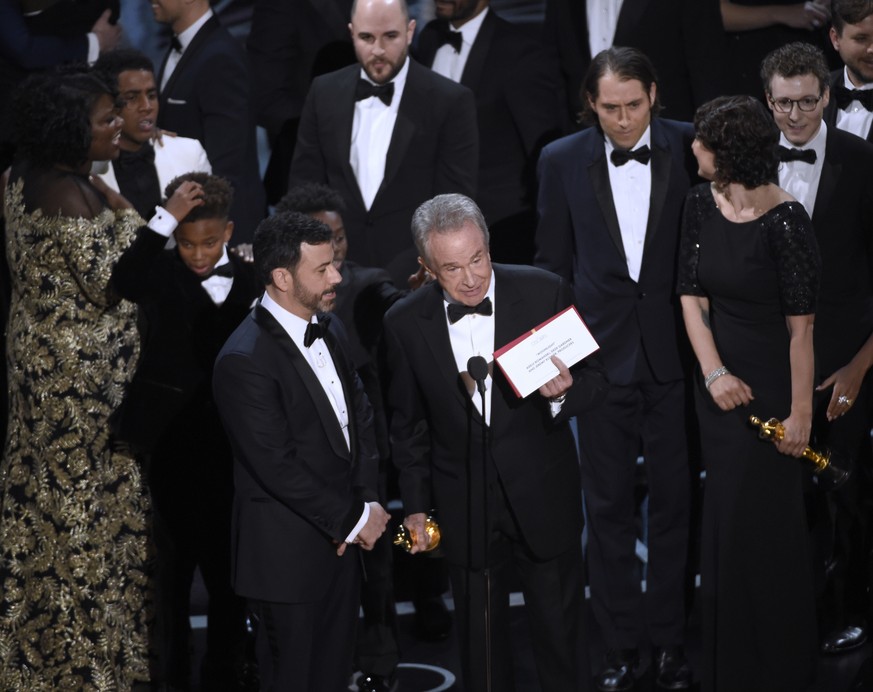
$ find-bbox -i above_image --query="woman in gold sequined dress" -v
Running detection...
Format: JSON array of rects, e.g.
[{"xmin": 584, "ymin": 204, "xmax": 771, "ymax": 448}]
[{"xmin": 0, "ymin": 69, "xmax": 202, "ymax": 690}]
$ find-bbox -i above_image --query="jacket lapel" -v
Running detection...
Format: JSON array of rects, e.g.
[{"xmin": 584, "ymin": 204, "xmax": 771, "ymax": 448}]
[
  {"xmin": 588, "ymin": 142, "xmax": 626, "ymax": 262},
  {"xmin": 459, "ymin": 11, "xmax": 494, "ymax": 89},
  {"xmin": 337, "ymin": 68, "xmax": 368, "ymax": 210},
  {"xmin": 160, "ymin": 15, "xmax": 221, "ymax": 100},
  {"xmin": 614, "ymin": 0, "xmax": 651, "ymax": 44},
  {"xmin": 374, "ymin": 60, "xmax": 423, "ymax": 207},
  {"xmin": 253, "ymin": 303, "xmax": 350, "ymax": 459},
  {"xmin": 812, "ymin": 133, "xmax": 839, "ymax": 229},
  {"xmin": 643, "ymin": 120, "xmax": 671, "ymax": 255},
  {"xmin": 414, "ymin": 282, "xmax": 475, "ymax": 416},
  {"xmin": 489, "ymin": 266, "xmax": 523, "ymax": 436}
]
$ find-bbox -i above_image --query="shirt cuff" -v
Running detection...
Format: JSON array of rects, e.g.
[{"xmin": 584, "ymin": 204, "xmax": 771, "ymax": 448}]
[
  {"xmin": 549, "ymin": 398, "xmax": 565, "ymax": 418},
  {"xmin": 86, "ymin": 33, "xmax": 99, "ymax": 64},
  {"xmin": 344, "ymin": 501, "xmax": 371, "ymax": 543},
  {"xmin": 147, "ymin": 206, "xmax": 179, "ymax": 237}
]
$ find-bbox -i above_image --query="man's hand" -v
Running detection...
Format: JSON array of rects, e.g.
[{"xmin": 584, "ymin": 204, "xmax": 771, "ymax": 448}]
[
  {"xmin": 91, "ymin": 9, "xmax": 122, "ymax": 53},
  {"xmin": 403, "ymin": 512, "xmax": 430, "ymax": 554},
  {"xmin": 165, "ymin": 180, "xmax": 205, "ymax": 221},
  {"xmin": 354, "ymin": 502, "xmax": 390, "ymax": 550},
  {"xmin": 538, "ymin": 355, "xmax": 572, "ymax": 401}
]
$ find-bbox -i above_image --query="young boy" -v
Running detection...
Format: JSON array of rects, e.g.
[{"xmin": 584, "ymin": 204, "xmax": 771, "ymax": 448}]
[{"xmin": 119, "ymin": 171, "xmax": 260, "ymax": 691}]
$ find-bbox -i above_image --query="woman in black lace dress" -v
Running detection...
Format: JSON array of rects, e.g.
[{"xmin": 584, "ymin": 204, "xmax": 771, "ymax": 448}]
[
  {"xmin": 678, "ymin": 95, "xmax": 821, "ymax": 691},
  {"xmin": 0, "ymin": 69, "xmax": 201, "ymax": 690}
]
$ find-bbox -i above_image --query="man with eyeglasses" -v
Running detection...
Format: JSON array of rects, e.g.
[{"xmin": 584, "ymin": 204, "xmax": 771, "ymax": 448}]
[{"xmin": 762, "ymin": 41, "xmax": 873, "ymax": 659}]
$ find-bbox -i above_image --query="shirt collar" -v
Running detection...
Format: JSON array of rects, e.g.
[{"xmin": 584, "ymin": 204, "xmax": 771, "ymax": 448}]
[
  {"xmin": 176, "ymin": 8, "xmax": 213, "ymax": 53},
  {"xmin": 604, "ymin": 124, "xmax": 652, "ymax": 162},
  {"xmin": 359, "ymin": 54, "xmax": 410, "ymax": 108},
  {"xmin": 261, "ymin": 291, "xmax": 315, "ymax": 346},
  {"xmin": 442, "ymin": 266, "xmax": 496, "ymax": 311},
  {"xmin": 779, "ymin": 119, "xmax": 827, "ymax": 158},
  {"xmin": 843, "ymin": 66, "xmax": 873, "ymax": 91},
  {"xmin": 452, "ymin": 6, "xmax": 489, "ymax": 45}
]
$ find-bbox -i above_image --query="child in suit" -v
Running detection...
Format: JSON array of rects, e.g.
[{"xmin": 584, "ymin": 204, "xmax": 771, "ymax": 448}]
[{"xmin": 120, "ymin": 172, "xmax": 260, "ymax": 691}]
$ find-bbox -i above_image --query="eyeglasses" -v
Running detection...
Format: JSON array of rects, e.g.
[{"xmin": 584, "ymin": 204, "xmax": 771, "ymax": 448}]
[{"xmin": 768, "ymin": 96, "xmax": 823, "ymax": 113}]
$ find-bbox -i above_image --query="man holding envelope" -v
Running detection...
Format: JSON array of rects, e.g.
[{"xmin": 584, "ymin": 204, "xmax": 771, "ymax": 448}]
[{"xmin": 383, "ymin": 193, "xmax": 607, "ymax": 692}]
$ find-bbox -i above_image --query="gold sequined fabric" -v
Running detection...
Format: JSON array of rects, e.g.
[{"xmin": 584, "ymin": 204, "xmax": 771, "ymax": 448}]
[{"xmin": 0, "ymin": 177, "xmax": 152, "ymax": 690}]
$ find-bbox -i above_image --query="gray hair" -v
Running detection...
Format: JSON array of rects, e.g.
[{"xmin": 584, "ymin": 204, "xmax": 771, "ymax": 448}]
[{"xmin": 411, "ymin": 194, "xmax": 489, "ymax": 262}]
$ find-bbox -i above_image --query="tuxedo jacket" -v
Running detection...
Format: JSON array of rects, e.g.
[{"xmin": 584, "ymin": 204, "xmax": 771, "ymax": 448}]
[
  {"xmin": 157, "ymin": 15, "xmax": 265, "ymax": 243},
  {"xmin": 824, "ymin": 70, "xmax": 873, "ymax": 142},
  {"xmin": 289, "ymin": 59, "xmax": 479, "ymax": 286},
  {"xmin": 415, "ymin": 10, "xmax": 563, "ymax": 227},
  {"xmin": 803, "ymin": 126, "xmax": 873, "ymax": 375},
  {"xmin": 213, "ymin": 304, "xmax": 378, "ymax": 603},
  {"xmin": 543, "ymin": 0, "xmax": 724, "ymax": 123},
  {"xmin": 535, "ymin": 117, "xmax": 697, "ymax": 386},
  {"xmin": 99, "ymin": 134, "xmax": 211, "ymax": 200},
  {"xmin": 113, "ymin": 251, "xmax": 259, "ymax": 451},
  {"xmin": 383, "ymin": 264, "xmax": 608, "ymax": 568}
]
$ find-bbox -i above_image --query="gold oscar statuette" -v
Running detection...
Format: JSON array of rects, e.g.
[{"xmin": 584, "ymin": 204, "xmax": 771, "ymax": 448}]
[
  {"xmin": 393, "ymin": 515, "xmax": 441, "ymax": 553},
  {"xmin": 748, "ymin": 416, "xmax": 850, "ymax": 490}
]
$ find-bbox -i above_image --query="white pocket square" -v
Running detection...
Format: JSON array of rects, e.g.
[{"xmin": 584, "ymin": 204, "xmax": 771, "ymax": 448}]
[{"xmin": 167, "ymin": 98, "xmax": 187, "ymax": 105}]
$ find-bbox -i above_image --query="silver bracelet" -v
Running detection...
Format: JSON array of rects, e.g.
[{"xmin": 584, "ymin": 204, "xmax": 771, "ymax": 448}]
[{"xmin": 704, "ymin": 366, "xmax": 730, "ymax": 391}]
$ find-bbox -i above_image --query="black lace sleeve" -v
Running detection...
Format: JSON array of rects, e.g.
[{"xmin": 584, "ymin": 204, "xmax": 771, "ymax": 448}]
[
  {"xmin": 676, "ymin": 183, "xmax": 713, "ymax": 297},
  {"xmin": 763, "ymin": 201, "xmax": 820, "ymax": 315},
  {"xmin": 19, "ymin": 167, "xmax": 104, "ymax": 220}
]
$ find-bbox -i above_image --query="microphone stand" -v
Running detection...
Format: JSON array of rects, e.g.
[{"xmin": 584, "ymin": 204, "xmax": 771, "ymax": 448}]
[{"xmin": 468, "ymin": 356, "xmax": 492, "ymax": 692}]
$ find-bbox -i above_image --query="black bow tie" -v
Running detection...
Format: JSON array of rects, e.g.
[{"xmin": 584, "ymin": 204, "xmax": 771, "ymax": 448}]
[
  {"xmin": 610, "ymin": 145, "xmax": 651, "ymax": 167},
  {"xmin": 447, "ymin": 297, "xmax": 492, "ymax": 324},
  {"xmin": 170, "ymin": 35, "xmax": 183, "ymax": 53},
  {"xmin": 435, "ymin": 25, "xmax": 463, "ymax": 53},
  {"xmin": 355, "ymin": 79, "xmax": 394, "ymax": 106},
  {"xmin": 199, "ymin": 262, "xmax": 234, "ymax": 281},
  {"xmin": 118, "ymin": 142, "xmax": 155, "ymax": 166},
  {"xmin": 834, "ymin": 85, "xmax": 873, "ymax": 111},
  {"xmin": 778, "ymin": 145, "xmax": 817, "ymax": 164},
  {"xmin": 304, "ymin": 319, "xmax": 326, "ymax": 348}
]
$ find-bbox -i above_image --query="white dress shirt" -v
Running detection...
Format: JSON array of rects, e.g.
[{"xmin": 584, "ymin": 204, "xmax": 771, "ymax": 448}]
[
  {"xmin": 430, "ymin": 7, "xmax": 489, "ymax": 83},
  {"xmin": 260, "ymin": 292, "xmax": 371, "ymax": 541},
  {"xmin": 445, "ymin": 278, "xmax": 496, "ymax": 425},
  {"xmin": 350, "ymin": 58, "xmax": 410, "ymax": 210},
  {"xmin": 605, "ymin": 126, "xmax": 652, "ymax": 283},
  {"xmin": 161, "ymin": 9, "xmax": 213, "ymax": 90},
  {"xmin": 777, "ymin": 121, "xmax": 827, "ymax": 218},
  {"xmin": 587, "ymin": 0, "xmax": 624, "ymax": 58},
  {"xmin": 199, "ymin": 247, "xmax": 233, "ymax": 306},
  {"xmin": 835, "ymin": 67, "xmax": 873, "ymax": 140}
]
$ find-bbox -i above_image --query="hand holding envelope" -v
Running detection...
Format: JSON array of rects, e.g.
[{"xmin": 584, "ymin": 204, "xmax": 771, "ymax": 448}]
[{"xmin": 494, "ymin": 307, "xmax": 600, "ymax": 398}]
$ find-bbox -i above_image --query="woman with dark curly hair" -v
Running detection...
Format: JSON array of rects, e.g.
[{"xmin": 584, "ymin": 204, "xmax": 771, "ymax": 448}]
[
  {"xmin": 0, "ymin": 67, "xmax": 202, "ymax": 690},
  {"xmin": 678, "ymin": 94, "xmax": 821, "ymax": 691}
]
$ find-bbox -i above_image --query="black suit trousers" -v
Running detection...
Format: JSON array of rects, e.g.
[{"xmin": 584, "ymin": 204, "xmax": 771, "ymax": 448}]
[
  {"xmin": 249, "ymin": 549, "xmax": 360, "ymax": 692},
  {"xmin": 577, "ymin": 352, "xmax": 690, "ymax": 649},
  {"xmin": 448, "ymin": 477, "xmax": 590, "ymax": 692}
]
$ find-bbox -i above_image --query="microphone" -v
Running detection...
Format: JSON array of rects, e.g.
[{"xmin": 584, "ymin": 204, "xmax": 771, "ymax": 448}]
[{"xmin": 467, "ymin": 355, "xmax": 489, "ymax": 396}]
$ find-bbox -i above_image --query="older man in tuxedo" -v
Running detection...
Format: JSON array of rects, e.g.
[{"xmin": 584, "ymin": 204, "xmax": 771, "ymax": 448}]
[
  {"xmin": 151, "ymin": 0, "xmax": 265, "ymax": 242},
  {"xmin": 763, "ymin": 40, "xmax": 873, "ymax": 657},
  {"xmin": 384, "ymin": 193, "xmax": 607, "ymax": 691},
  {"xmin": 414, "ymin": 0, "xmax": 563, "ymax": 264},
  {"xmin": 289, "ymin": 0, "xmax": 478, "ymax": 287},
  {"xmin": 213, "ymin": 212, "xmax": 390, "ymax": 691},
  {"xmin": 535, "ymin": 47, "xmax": 696, "ymax": 691}
]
